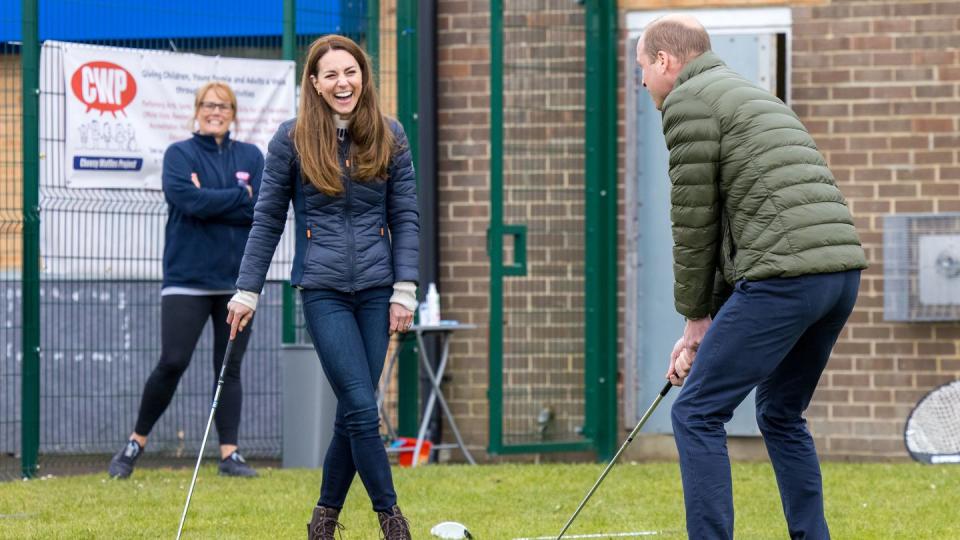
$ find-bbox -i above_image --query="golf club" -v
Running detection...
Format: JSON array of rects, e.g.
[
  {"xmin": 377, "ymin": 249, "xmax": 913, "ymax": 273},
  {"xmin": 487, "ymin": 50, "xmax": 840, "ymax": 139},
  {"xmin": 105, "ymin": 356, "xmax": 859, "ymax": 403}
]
[
  {"xmin": 176, "ymin": 337, "xmax": 238, "ymax": 540},
  {"xmin": 557, "ymin": 381, "xmax": 673, "ymax": 540}
]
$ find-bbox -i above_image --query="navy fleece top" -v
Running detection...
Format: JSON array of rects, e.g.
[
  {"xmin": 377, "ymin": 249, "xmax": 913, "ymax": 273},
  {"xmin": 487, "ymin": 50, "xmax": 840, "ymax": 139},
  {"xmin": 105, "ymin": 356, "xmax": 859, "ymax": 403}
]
[{"xmin": 161, "ymin": 132, "xmax": 264, "ymax": 290}]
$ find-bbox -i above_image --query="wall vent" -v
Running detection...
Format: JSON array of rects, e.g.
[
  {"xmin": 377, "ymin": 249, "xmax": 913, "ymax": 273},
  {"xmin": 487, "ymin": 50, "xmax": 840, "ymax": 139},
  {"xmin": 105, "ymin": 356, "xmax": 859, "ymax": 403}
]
[{"xmin": 884, "ymin": 213, "xmax": 960, "ymax": 322}]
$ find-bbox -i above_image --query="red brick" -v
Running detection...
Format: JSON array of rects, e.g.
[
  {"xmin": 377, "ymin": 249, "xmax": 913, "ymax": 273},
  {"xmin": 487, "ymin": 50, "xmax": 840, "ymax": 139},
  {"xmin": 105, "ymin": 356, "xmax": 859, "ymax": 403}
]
[
  {"xmin": 854, "ymin": 168, "xmax": 892, "ymax": 182},
  {"xmin": 892, "ymin": 326, "xmax": 934, "ymax": 340},
  {"xmin": 896, "ymin": 167, "xmax": 937, "ymax": 182},
  {"xmin": 852, "ymin": 36, "xmax": 892, "ymax": 50},
  {"xmin": 832, "ymin": 373, "xmax": 870, "ymax": 387},
  {"xmin": 877, "ymin": 184, "xmax": 918, "ymax": 198},
  {"xmin": 916, "ymin": 373, "xmax": 956, "ymax": 388},
  {"xmin": 895, "ymin": 68, "xmax": 936, "ymax": 82},
  {"xmin": 893, "ymin": 102, "xmax": 932, "ymax": 115},
  {"xmin": 874, "ymin": 19, "xmax": 912, "ymax": 33},
  {"xmin": 894, "ymin": 389, "xmax": 928, "ymax": 403},
  {"xmin": 872, "ymin": 87, "xmax": 912, "ymax": 100},
  {"xmin": 875, "ymin": 341, "xmax": 915, "ymax": 355},
  {"xmin": 853, "ymin": 69, "xmax": 893, "ymax": 83},
  {"xmin": 853, "ymin": 102, "xmax": 891, "ymax": 116},
  {"xmin": 915, "ymin": 18, "xmax": 955, "ymax": 33},
  {"xmin": 940, "ymin": 67, "xmax": 960, "ymax": 81},
  {"xmin": 915, "ymin": 50, "xmax": 955, "ymax": 64},
  {"xmin": 916, "ymin": 85, "xmax": 955, "ymax": 99},
  {"xmin": 856, "ymin": 357, "xmax": 894, "ymax": 370},
  {"xmin": 833, "ymin": 87, "xmax": 871, "ymax": 100},
  {"xmin": 898, "ymin": 358, "xmax": 938, "ymax": 371},
  {"xmin": 870, "ymin": 152, "xmax": 911, "ymax": 165},
  {"xmin": 918, "ymin": 341, "xmax": 956, "ymax": 355},
  {"xmin": 913, "ymin": 118, "xmax": 954, "ymax": 132},
  {"xmin": 872, "ymin": 52, "xmax": 912, "ymax": 66},
  {"xmin": 874, "ymin": 404, "xmax": 913, "ymax": 419},
  {"xmin": 813, "ymin": 70, "xmax": 851, "ymax": 84},
  {"xmin": 833, "ymin": 120, "xmax": 870, "ymax": 134},
  {"xmin": 833, "ymin": 405, "xmax": 872, "ymax": 418},
  {"xmin": 831, "ymin": 52, "xmax": 871, "ymax": 68}
]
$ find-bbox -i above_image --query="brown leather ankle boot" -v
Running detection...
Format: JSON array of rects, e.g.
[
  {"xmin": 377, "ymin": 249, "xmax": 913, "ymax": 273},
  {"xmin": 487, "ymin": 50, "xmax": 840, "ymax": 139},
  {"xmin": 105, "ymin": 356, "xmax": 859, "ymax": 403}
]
[
  {"xmin": 307, "ymin": 505, "xmax": 343, "ymax": 540},
  {"xmin": 376, "ymin": 505, "xmax": 411, "ymax": 539}
]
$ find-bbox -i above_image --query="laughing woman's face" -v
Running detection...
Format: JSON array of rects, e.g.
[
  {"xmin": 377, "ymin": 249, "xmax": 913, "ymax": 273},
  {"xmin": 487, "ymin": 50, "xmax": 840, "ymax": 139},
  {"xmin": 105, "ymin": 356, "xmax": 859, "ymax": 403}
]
[{"xmin": 312, "ymin": 49, "xmax": 362, "ymax": 116}]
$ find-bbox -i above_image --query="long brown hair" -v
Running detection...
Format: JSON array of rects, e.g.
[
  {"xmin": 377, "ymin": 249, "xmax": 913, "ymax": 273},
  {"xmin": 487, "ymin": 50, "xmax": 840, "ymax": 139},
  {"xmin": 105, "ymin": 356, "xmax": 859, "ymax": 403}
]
[{"xmin": 293, "ymin": 35, "xmax": 393, "ymax": 195}]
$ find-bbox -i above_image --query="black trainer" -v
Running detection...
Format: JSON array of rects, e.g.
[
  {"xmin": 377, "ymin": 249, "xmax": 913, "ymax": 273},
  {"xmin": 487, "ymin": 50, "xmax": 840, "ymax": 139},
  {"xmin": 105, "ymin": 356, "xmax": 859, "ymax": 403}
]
[
  {"xmin": 218, "ymin": 451, "xmax": 258, "ymax": 477},
  {"xmin": 108, "ymin": 440, "xmax": 143, "ymax": 479}
]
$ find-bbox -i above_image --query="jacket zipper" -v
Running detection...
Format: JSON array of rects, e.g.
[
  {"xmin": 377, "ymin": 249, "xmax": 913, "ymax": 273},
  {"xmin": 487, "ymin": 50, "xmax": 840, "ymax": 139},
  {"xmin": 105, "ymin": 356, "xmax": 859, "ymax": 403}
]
[{"xmin": 344, "ymin": 150, "xmax": 356, "ymax": 292}]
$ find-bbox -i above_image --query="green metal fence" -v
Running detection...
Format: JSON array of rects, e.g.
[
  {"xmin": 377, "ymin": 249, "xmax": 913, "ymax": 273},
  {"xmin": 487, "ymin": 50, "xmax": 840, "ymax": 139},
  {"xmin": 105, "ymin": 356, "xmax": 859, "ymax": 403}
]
[
  {"xmin": 2, "ymin": 0, "xmax": 418, "ymax": 480},
  {"xmin": 1, "ymin": 11, "xmax": 27, "ymax": 481},
  {"xmin": 488, "ymin": 0, "xmax": 617, "ymax": 459}
]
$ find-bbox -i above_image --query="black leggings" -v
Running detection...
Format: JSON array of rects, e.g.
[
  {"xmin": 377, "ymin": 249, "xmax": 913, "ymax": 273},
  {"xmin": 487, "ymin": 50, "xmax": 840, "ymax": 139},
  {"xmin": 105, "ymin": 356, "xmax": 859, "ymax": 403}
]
[{"xmin": 133, "ymin": 294, "xmax": 252, "ymax": 446}]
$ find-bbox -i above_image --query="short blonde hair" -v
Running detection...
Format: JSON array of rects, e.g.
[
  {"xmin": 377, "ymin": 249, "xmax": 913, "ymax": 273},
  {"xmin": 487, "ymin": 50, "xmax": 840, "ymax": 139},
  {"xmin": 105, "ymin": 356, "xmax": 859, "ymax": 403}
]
[
  {"xmin": 640, "ymin": 18, "xmax": 711, "ymax": 63},
  {"xmin": 190, "ymin": 81, "xmax": 237, "ymax": 130}
]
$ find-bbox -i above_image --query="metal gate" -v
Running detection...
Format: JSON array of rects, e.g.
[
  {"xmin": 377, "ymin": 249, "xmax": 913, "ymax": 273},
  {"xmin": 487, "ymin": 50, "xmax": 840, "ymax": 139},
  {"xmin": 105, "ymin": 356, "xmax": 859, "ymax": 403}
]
[{"xmin": 488, "ymin": 0, "xmax": 618, "ymax": 458}]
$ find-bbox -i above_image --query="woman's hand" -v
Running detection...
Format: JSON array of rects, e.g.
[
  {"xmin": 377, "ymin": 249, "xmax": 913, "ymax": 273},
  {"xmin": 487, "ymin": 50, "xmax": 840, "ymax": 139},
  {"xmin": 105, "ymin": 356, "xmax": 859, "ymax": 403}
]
[
  {"xmin": 389, "ymin": 303, "xmax": 414, "ymax": 334},
  {"xmin": 227, "ymin": 301, "xmax": 254, "ymax": 340}
]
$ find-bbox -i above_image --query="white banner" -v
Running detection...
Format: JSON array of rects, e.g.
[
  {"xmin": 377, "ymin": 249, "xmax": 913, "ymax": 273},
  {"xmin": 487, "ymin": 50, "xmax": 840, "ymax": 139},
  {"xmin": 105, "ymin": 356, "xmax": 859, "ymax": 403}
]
[
  {"xmin": 39, "ymin": 41, "xmax": 297, "ymax": 280},
  {"xmin": 56, "ymin": 40, "xmax": 295, "ymax": 190}
]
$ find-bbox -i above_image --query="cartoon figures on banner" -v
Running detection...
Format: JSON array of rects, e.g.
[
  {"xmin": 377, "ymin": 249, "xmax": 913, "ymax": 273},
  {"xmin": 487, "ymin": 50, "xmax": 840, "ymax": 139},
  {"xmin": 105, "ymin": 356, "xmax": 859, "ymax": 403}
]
[{"xmin": 76, "ymin": 120, "xmax": 139, "ymax": 151}]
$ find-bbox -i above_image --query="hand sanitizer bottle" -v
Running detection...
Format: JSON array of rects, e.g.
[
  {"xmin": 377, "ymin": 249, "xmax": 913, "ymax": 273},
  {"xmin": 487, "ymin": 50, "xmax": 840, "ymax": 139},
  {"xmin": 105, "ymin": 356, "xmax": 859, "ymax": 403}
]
[{"xmin": 426, "ymin": 283, "xmax": 440, "ymax": 325}]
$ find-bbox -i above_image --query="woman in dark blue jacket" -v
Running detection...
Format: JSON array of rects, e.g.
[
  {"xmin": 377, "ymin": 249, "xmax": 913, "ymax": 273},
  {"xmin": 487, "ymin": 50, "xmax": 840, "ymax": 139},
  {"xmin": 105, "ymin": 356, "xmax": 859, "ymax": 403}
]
[
  {"xmin": 227, "ymin": 35, "xmax": 419, "ymax": 539},
  {"xmin": 108, "ymin": 82, "xmax": 262, "ymax": 479}
]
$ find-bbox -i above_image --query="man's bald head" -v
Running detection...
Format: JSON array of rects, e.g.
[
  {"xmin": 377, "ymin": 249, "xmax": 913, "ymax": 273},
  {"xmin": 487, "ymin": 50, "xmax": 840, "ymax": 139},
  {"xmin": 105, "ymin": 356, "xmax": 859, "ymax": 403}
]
[{"xmin": 639, "ymin": 14, "xmax": 711, "ymax": 64}]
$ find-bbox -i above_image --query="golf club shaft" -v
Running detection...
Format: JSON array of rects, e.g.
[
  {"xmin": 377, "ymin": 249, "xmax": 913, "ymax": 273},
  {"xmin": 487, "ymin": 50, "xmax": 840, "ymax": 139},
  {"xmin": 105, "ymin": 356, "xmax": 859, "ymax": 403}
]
[
  {"xmin": 176, "ymin": 338, "xmax": 236, "ymax": 540},
  {"xmin": 557, "ymin": 381, "xmax": 673, "ymax": 540}
]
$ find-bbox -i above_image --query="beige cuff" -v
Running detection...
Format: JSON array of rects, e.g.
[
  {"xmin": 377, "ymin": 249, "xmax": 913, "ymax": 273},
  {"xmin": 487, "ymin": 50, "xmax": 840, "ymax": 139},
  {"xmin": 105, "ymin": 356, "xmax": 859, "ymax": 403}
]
[
  {"xmin": 230, "ymin": 290, "xmax": 260, "ymax": 311},
  {"xmin": 390, "ymin": 281, "xmax": 418, "ymax": 312}
]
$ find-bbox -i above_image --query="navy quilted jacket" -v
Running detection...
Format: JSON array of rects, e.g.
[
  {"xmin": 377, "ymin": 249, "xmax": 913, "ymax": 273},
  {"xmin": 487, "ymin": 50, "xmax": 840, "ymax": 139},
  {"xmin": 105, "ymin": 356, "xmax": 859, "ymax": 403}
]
[{"xmin": 236, "ymin": 118, "xmax": 419, "ymax": 293}]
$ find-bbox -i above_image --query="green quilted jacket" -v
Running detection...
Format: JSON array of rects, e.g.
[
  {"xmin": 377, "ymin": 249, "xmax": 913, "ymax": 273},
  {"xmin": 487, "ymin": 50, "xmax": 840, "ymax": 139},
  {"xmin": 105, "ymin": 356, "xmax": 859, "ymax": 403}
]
[{"xmin": 662, "ymin": 51, "xmax": 867, "ymax": 319}]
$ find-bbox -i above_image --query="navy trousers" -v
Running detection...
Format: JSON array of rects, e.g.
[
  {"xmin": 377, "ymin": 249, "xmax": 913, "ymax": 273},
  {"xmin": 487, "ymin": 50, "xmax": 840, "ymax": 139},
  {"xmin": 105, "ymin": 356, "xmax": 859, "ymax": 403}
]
[
  {"xmin": 671, "ymin": 270, "xmax": 860, "ymax": 540},
  {"xmin": 300, "ymin": 286, "xmax": 397, "ymax": 512}
]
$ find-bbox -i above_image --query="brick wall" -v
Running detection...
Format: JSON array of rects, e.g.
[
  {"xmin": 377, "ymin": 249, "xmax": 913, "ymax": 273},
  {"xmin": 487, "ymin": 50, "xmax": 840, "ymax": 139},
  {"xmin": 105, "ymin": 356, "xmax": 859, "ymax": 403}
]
[
  {"xmin": 436, "ymin": 0, "xmax": 494, "ymax": 455},
  {"xmin": 435, "ymin": 0, "xmax": 960, "ymax": 461},
  {"xmin": 792, "ymin": 0, "xmax": 960, "ymax": 459},
  {"xmin": 437, "ymin": 0, "xmax": 606, "ymax": 458}
]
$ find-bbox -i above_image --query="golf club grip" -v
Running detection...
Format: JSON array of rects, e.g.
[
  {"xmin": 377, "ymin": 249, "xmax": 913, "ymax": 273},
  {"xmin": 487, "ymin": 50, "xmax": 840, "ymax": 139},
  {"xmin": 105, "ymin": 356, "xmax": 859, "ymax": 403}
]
[
  {"xmin": 659, "ymin": 380, "xmax": 673, "ymax": 396},
  {"xmin": 217, "ymin": 338, "xmax": 236, "ymax": 381}
]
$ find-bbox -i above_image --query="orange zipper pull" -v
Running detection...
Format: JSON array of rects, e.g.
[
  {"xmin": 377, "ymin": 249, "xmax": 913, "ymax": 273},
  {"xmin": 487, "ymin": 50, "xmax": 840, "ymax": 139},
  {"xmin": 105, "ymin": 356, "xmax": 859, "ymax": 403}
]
[
  {"xmin": 380, "ymin": 227, "xmax": 384, "ymax": 237},
  {"xmin": 345, "ymin": 159, "xmax": 351, "ymax": 168},
  {"xmin": 306, "ymin": 229, "xmax": 311, "ymax": 239}
]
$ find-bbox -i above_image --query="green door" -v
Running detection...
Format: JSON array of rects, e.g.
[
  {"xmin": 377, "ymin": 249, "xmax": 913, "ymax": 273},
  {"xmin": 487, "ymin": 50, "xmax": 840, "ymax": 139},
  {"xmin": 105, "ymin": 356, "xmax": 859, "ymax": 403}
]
[{"xmin": 488, "ymin": 0, "xmax": 618, "ymax": 457}]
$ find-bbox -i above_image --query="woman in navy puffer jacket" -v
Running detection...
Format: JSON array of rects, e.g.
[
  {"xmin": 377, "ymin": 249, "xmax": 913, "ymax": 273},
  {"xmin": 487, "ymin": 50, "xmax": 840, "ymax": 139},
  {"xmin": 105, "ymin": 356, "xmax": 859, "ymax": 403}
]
[{"xmin": 227, "ymin": 35, "xmax": 418, "ymax": 539}]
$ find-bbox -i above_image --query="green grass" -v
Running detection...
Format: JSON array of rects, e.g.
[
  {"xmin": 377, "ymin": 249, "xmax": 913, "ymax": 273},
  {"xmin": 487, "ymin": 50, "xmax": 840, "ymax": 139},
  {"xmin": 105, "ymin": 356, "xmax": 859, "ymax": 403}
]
[{"xmin": 0, "ymin": 462, "xmax": 958, "ymax": 538}]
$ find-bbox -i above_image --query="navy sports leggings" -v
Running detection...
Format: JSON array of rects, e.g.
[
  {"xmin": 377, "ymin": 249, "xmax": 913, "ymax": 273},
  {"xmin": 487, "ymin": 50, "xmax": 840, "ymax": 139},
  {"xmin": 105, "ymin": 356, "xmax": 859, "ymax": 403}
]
[{"xmin": 134, "ymin": 294, "xmax": 252, "ymax": 445}]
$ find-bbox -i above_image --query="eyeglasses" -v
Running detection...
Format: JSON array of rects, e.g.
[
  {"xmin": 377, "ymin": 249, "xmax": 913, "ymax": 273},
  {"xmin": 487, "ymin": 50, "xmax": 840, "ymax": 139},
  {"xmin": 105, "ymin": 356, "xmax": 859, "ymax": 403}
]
[{"xmin": 199, "ymin": 101, "xmax": 233, "ymax": 112}]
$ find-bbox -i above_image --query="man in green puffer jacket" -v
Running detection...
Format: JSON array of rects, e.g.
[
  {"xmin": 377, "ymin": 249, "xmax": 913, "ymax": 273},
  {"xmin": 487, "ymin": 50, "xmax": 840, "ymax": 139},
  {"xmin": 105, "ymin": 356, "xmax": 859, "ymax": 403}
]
[{"xmin": 637, "ymin": 14, "xmax": 866, "ymax": 540}]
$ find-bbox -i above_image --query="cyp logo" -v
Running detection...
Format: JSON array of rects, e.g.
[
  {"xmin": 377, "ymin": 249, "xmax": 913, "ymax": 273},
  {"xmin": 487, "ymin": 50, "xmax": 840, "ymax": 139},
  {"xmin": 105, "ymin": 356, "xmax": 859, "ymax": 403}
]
[{"xmin": 70, "ymin": 61, "xmax": 138, "ymax": 116}]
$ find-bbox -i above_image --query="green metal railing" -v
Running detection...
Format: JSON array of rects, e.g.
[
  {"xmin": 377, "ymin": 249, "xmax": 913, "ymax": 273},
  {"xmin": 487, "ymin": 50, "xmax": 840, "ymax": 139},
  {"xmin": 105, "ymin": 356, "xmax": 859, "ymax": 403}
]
[
  {"xmin": 4, "ymin": 0, "xmax": 419, "ymax": 480},
  {"xmin": 488, "ymin": 0, "xmax": 618, "ymax": 459}
]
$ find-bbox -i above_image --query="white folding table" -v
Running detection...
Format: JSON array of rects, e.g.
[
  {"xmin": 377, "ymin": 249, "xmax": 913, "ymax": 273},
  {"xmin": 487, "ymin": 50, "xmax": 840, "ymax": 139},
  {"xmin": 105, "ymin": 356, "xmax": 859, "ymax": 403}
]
[{"xmin": 378, "ymin": 323, "xmax": 478, "ymax": 466}]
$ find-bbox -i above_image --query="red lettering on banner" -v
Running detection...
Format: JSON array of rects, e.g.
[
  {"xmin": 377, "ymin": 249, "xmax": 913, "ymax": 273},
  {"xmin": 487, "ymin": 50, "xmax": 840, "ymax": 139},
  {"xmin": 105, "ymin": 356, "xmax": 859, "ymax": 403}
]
[{"xmin": 70, "ymin": 61, "xmax": 138, "ymax": 117}]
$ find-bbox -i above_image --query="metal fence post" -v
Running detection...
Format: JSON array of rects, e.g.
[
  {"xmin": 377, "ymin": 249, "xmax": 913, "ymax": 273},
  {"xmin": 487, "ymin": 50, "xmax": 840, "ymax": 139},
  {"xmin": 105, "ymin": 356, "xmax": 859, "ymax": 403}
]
[
  {"xmin": 20, "ymin": 0, "xmax": 41, "ymax": 479},
  {"xmin": 396, "ymin": 0, "xmax": 420, "ymax": 438},
  {"xmin": 283, "ymin": 0, "xmax": 296, "ymax": 63},
  {"xmin": 583, "ymin": 0, "xmax": 618, "ymax": 461}
]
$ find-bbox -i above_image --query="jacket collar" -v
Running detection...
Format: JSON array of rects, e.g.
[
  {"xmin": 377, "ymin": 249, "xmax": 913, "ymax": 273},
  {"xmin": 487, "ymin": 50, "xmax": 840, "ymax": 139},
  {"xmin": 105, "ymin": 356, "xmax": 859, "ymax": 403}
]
[
  {"xmin": 192, "ymin": 131, "xmax": 231, "ymax": 151},
  {"xmin": 674, "ymin": 51, "xmax": 725, "ymax": 89}
]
